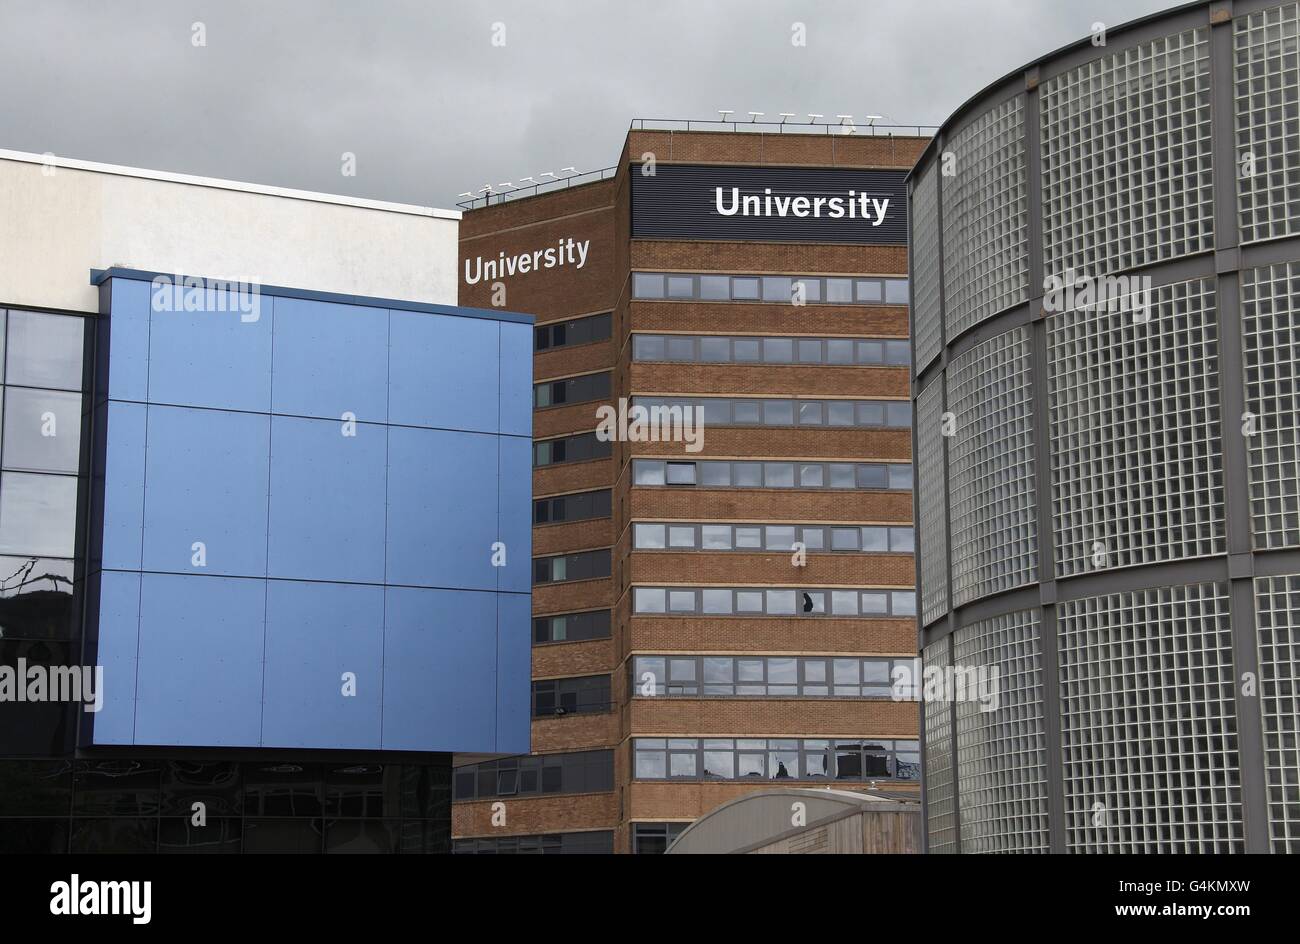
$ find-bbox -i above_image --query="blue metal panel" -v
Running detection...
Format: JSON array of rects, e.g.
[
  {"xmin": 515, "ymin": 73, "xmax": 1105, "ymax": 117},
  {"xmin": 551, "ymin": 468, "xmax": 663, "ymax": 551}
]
[
  {"xmin": 133, "ymin": 573, "xmax": 266, "ymax": 747},
  {"xmin": 89, "ymin": 271, "xmax": 533, "ymax": 755},
  {"xmin": 261, "ymin": 579, "xmax": 384, "ymax": 749},
  {"xmin": 106, "ymin": 278, "xmax": 152, "ymax": 402},
  {"xmin": 89, "ymin": 570, "xmax": 141, "ymax": 745},
  {"xmin": 499, "ymin": 320, "xmax": 534, "ymax": 438},
  {"xmin": 267, "ymin": 415, "xmax": 386, "ymax": 584},
  {"xmin": 99, "ymin": 401, "xmax": 147, "ymax": 571},
  {"xmin": 388, "ymin": 309, "xmax": 500, "ymax": 433},
  {"xmin": 381, "ymin": 586, "xmax": 497, "ymax": 751},
  {"xmin": 271, "ymin": 297, "xmax": 388, "ymax": 423},
  {"xmin": 386, "ymin": 426, "xmax": 499, "ymax": 591},
  {"xmin": 495, "ymin": 591, "xmax": 532, "ymax": 753},
  {"xmin": 141, "ymin": 405, "xmax": 269, "ymax": 578},
  {"xmin": 147, "ymin": 290, "xmax": 273, "ymax": 412},
  {"xmin": 496, "ymin": 435, "xmax": 532, "ymax": 594}
]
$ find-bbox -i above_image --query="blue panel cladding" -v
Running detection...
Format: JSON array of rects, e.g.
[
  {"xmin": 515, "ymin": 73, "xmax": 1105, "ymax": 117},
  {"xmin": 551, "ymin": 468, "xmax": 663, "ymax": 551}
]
[
  {"xmin": 261, "ymin": 580, "xmax": 384, "ymax": 748},
  {"xmin": 386, "ymin": 426, "xmax": 499, "ymax": 591},
  {"xmin": 86, "ymin": 269, "xmax": 533, "ymax": 754},
  {"xmin": 381, "ymin": 587, "xmax": 498, "ymax": 751},
  {"xmin": 140, "ymin": 405, "xmax": 270, "ymax": 578},
  {"xmin": 134, "ymin": 573, "xmax": 267, "ymax": 747},
  {"xmin": 267, "ymin": 415, "xmax": 387, "ymax": 584},
  {"xmin": 389, "ymin": 309, "xmax": 501, "ymax": 432}
]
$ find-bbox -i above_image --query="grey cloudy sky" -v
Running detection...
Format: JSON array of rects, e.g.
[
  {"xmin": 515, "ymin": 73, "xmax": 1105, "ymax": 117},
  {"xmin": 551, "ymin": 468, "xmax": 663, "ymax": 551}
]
[{"xmin": 0, "ymin": 0, "xmax": 1180, "ymax": 209}]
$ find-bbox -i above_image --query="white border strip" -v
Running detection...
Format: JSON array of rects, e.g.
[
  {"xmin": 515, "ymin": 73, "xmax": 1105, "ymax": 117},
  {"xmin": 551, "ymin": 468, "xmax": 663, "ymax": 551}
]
[{"xmin": 0, "ymin": 148, "xmax": 461, "ymax": 220}]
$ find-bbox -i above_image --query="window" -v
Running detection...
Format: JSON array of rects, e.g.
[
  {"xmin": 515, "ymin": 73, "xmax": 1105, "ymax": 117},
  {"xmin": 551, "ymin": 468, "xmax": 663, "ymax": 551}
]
[
  {"xmin": 0, "ymin": 472, "xmax": 78, "ymax": 558},
  {"xmin": 633, "ymin": 586, "xmax": 917, "ymax": 617},
  {"xmin": 533, "ymin": 489, "xmax": 611, "ymax": 524},
  {"xmin": 632, "ymin": 521, "xmax": 914, "ymax": 554},
  {"xmin": 3, "ymin": 388, "xmax": 81, "ymax": 474},
  {"xmin": 632, "ymin": 273, "xmax": 665, "ymax": 298},
  {"xmin": 633, "ymin": 738, "xmax": 920, "ymax": 782},
  {"xmin": 532, "ymin": 675, "xmax": 611, "ymax": 717},
  {"xmin": 453, "ymin": 831, "xmax": 613, "ymax": 855},
  {"xmin": 534, "ymin": 610, "xmax": 611, "ymax": 644},
  {"xmin": 533, "ymin": 432, "xmax": 611, "ymax": 467},
  {"xmin": 533, "ymin": 372, "xmax": 610, "ymax": 408},
  {"xmin": 631, "ymin": 459, "xmax": 912, "ymax": 492},
  {"xmin": 632, "ymin": 333, "xmax": 911, "ymax": 366},
  {"xmin": 533, "ymin": 549, "xmax": 611, "ymax": 584},
  {"xmin": 632, "ymin": 397, "xmax": 911, "ymax": 429},
  {"xmin": 453, "ymin": 750, "xmax": 613, "ymax": 800},
  {"xmin": 632, "ymin": 822, "xmax": 689, "ymax": 854},
  {"xmin": 630, "ymin": 273, "xmax": 909, "ymax": 307},
  {"xmin": 6, "ymin": 311, "xmax": 84, "ymax": 390},
  {"xmin": 534, "ymin": 313, "xmax": 610, "ymax": 351},
  {"xmin": 648, "ymin": 651, "xmax": 912, "ymax": 698}
]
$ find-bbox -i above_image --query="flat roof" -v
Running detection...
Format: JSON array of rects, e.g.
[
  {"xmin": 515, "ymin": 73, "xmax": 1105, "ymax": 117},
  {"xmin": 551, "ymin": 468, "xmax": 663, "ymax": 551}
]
[
  {"xmin": 0, "ymin": 147, "xmax": 461, "ymax": 221},
  {"xmin": 92, "ymin": 267, "xmax": 533, "ymax": 325}
]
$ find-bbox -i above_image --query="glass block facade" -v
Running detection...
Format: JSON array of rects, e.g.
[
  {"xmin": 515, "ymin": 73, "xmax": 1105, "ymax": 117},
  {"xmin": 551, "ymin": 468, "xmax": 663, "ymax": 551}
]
[
  {"xmin": 1235, "ymin": 2, "xmax": 1300, "ymax": 244},
  {"xmin": 922, "ymin": 636, "xmax": 956, "ymax": 853},
  {"xmin": 911, "ymin": 161, "xmax": 943, "ymax": 371},
  {"xmin": 916, "ymin": 381, "xmax": 948, "ymax": 626},
  {"xmin": 953, "ymin": 610, "xmax": 1048, "ymax": 854},
  {"xmin": 940, "ymin": 95, "xmax": 1028, "ymax": 340},
  {"xmin": 1057, "ymin": 582, "xmax": 1241, "ymax": 854},
  {"xmin": 1254, "ymin": 574, "xmax": 1300, "ymax": 853},
  {"xmin": 1047, "ymin": 278, "xmax": 1224, "ymax": 577},
  {"xmin": 912, "ymin": 2, "xmax": 1297, "ymax": 854},
  {"xmin": 1241, "ymin": 263, "xmax": 1300, "ymax": 549},
  {"xmin": 947, "ymin": 326, "xmax": 1038, "ymax": 605},
  {"xmin": 1040, "ymin": 28, "xmax": 1214, "ymax": 277}
]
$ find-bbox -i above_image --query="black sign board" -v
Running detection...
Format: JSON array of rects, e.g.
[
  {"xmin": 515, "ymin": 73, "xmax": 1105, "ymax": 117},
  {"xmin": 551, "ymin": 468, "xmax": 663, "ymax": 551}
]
[{"xmin": 631, "ymin": 163, "xmax": 909, "ymax": 244}]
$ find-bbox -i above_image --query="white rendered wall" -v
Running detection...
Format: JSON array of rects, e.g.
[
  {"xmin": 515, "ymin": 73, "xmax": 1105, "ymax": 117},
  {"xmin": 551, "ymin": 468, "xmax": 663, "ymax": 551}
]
[{"xmin": 0, "ymin": 150, "xmax": 460, "ymax": 312}]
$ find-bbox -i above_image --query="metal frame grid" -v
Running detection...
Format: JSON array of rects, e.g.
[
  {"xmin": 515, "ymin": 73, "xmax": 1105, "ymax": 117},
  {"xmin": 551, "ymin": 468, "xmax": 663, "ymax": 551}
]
[
  {"xmin": 1047, "ymin": 277, "xmax": 1225, "ymax": 577},
  {"xmin": 1235, "ymin": 2, "xmax": 1300, "ymax": 244},
  {"xmin": 941, "ymin": 95, "xmax": 1029, "ymax": 340},
  {"xmin": 1040, "ymin": 28, "xmax": 1214, "ymax": 277},
  {"xmin": 1057, "ymin": 581, "xmax": 1243, "ymax": 853},
  {"xmin": 947, "ymin": 326, "xmax": 1038, "ymax": 605},
  {"xmin": 917, "ymin": 382, "xmax": 949, "ymax": 625},
  {"xmin": 912, "ymin": 160, "xmax": 944, "ymax": 369},
  {"xmin": 1241, "ymin": 262, "xmax": 1300, "ymax": 549},
  {"xmin": 1253, "ymin": 573, "xmax": 1300, "ymax": 853},
  {"xmin": 923, "ymin": 635, "xmax": 957, "ymax": 852},
  {"xmin": 954, "ymin": 609, "xmax": 1049, "ymax": 854}
]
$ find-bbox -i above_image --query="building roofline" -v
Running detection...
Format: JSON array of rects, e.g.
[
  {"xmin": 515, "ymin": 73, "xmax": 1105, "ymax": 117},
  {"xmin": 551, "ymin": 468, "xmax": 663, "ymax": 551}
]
[
  {"xmin": 0, "ymin": 147, "xmax": 461, "ymax": 221},
  {"xmin": 911, "ymin": 0, "xmax": 1208, "ymax": 177},
  {"xmin": 91, "ymin": 267, "xmax": 533, "ymax": 325}
]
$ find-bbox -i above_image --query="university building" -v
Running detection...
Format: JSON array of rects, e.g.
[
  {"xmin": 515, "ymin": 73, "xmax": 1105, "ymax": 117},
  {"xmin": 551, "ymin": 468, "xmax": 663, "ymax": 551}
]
[
  {"xmin": 0, "ymin": 149, "xmax": 531, "ymax": 852},
  {"xmin": 455, "ymin": 122, "xmax": 930, "ymax": 853},
  {"xmin": 912, "ymin": 0, "xmax": 1300, "ymax": 853}
]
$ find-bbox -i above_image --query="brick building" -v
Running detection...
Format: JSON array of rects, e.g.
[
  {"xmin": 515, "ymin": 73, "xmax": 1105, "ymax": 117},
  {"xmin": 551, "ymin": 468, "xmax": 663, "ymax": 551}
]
[{"xmin": 453, "ymin": 122, "xmax": 930, "ymax": 853}]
